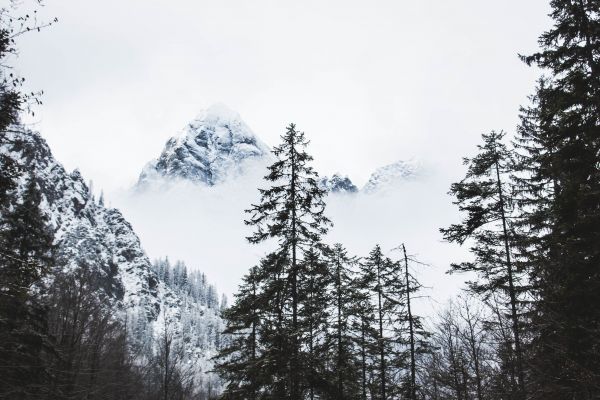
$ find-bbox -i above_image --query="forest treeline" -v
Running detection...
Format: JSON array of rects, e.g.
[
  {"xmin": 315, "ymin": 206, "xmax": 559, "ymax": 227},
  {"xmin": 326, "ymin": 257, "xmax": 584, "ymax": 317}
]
[
  {"xmin": 1, "ymin": 0, "xmax": 600, "ymax": 399},
  {"xmin": 213, "ymin": 126, "xmax": 531, "ymax": 400}
]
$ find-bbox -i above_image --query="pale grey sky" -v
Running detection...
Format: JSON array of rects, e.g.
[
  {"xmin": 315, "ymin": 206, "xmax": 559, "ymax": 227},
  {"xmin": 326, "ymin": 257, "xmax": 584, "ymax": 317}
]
[
  {"xmin": 13, "ymin": 0, "xmax": 551, "ymax": 195},
  {"xmin": 7, "ymin": 0, "xmax": 556, "ymax": 302}
]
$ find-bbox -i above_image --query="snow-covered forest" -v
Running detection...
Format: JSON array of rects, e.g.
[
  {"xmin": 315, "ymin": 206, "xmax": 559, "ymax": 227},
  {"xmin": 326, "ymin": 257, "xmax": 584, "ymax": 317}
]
[{"xmin": 1, "ymin": 1, "xmax": 599, "ymax": 399}]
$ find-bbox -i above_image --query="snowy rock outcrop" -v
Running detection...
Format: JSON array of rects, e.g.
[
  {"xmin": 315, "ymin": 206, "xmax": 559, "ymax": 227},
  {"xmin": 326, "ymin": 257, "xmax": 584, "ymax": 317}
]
[
  {"xmin": 362, "ymin": 159, "xmax": 422, "ymax": 193},
  {"xmin": 138, "ymin": 103, "xmax": 270, "ymax": 188},
  {"xmin": 319, "ymin": 160, "xmax": 422, "ymax": 195},
  {"xmin": 319, "ymin": 174, "xmax": 358, "ymax": 194}
]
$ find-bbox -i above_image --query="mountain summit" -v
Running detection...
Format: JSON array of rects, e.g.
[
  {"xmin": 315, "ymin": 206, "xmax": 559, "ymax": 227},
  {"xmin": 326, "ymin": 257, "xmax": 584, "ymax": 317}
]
[{"xmin": 138, "ymin": 104, "xmax": 270, "ymax": 187}]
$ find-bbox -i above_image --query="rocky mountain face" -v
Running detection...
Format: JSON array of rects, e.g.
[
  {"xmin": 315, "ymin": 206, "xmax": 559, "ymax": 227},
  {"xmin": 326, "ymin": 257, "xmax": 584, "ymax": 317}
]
[
  {"xmin": 319, "ymin": 174, "xmax": 358, "ymax": 194},
  {"xmin": 138, "ymin": 104, "xmax": 270, "ymax": 188},
  {"xmin": 0, "ymin": 126, "xmax": 223, "ymax": 386}
]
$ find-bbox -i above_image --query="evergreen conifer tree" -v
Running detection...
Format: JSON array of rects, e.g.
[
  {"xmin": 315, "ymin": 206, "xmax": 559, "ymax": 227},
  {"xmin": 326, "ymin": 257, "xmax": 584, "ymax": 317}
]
[
  {"xmin": 352, "ymin": 276, "xmax": 378, "ymax": 400},
  {"xmin": 219, "ymin": 123, "xmax": 330, "ymax": 399},
  {"xmin": 298, "ymin": 246, "xmax": 331, "ymax": 399},
  {"xmin": 440, "ymin": 130, "xmax": 526, "ymax": 398},
  {"xmin": 359, "ymin": 245, "xmax": 397, "ymax": 400},
  {"xmin": 515, "ymin": 1, "xmax": 600, "ymax": 396},
  {"xmin": 324, "ymin": 243, "xmax": 361, "ymax": 399},
  {"xmin": 216, "ymin": 266, "xmax": 262, "ymax": 399}
]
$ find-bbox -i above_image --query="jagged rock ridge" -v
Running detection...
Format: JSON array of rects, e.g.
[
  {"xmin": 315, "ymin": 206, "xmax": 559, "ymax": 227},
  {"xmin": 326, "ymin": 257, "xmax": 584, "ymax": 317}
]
[{"xmin": 319, "ymin": 160, "xmax": 422, "ymax": 195}]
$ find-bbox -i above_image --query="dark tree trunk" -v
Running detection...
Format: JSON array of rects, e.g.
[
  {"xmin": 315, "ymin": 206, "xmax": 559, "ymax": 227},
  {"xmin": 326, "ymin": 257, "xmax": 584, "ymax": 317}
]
[
  {"xmin": 376, "ymin": 260, "xmax": 386, "ymax": 400},
  {"xmin": 403, "ymin": 244, "xmax": 417, "ymax": 400},
  {"xmin": 494, "ymin": 157, "xmax": 525, "ymax": 398}
]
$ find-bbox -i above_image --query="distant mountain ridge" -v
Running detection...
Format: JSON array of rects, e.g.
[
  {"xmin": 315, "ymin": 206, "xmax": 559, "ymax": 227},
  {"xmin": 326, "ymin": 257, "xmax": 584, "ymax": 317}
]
[{"xmin": 136, "ymin": 104, "xmax": 422, "ymax": 194}]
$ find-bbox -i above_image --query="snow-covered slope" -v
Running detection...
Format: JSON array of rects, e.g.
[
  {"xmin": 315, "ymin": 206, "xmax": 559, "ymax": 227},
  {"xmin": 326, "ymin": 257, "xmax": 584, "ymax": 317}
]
[
  {"xmin": 362, "ymin": 159, "xmax": 422, "ymax": 193},
  {"xmin": 138, "ymin": 104, "xmax": 270, "ymax": 188},
  {"xmin": 0, "ymin": 126, "xmax": 223, "ymax": 385}
]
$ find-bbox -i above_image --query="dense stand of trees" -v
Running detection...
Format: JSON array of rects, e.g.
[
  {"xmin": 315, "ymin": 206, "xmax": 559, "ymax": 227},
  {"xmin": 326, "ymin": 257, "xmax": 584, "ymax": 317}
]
[
  {"xmin": 2, "ymin": 0, "xmax": 599, "ymax": 399},
  {"xmin": 433, "ymin": 1, "xmax": 600, "ymax": 398},
  {"xmin": 215, "ymin": 124, "xmax": 430, "ymax": 399},
  {"xmin": 515, "ymin": 1, "xmax": 600, "ymax": 397}
]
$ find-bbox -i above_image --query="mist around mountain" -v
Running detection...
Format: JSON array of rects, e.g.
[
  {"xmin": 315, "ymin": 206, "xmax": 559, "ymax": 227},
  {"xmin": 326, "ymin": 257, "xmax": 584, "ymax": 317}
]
[{"xmin": 116, "ymin": 105, "xmax": 463, "ymax": 308}]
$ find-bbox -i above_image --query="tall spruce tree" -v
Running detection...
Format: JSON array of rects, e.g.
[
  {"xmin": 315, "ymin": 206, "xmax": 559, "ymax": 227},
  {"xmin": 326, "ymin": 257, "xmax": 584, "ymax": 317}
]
[
  {"xmin": 515, "ymin": 0, "xmax": 600, "ymax": 397},
  {"xmin": 220, "ymin": 123, "xmax": 330, "ymax": 399},
  {"xmin": 217, "ymin": 251, "xmax": 290, "ymax": 397},
  {"xmin": 324, "ymin": 243, "xmax": 361, "ymax": 400},
  {"xmin": 352, "ymin": 286, "xmax": 378, "ymax": 400},
  {"xmin": 298, "ymin": 246, "xmax": 330, "ymax": 399},
  {"xmin": 440, "ymin": 130, "xmax": 526, "ymax": 398},
  {"xmin": 216, "ymin": 266, "xmax": 262, "ymax": 399},
  {"xmin": 359, "ymin": 245, "xmax": 397, "ymax": 400}
]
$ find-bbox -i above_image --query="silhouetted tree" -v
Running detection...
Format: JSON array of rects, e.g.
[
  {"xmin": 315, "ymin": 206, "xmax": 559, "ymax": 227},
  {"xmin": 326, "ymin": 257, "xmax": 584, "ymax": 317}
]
[
  {"xmin": 219, "ymin": 123, "xmax": 330, "ymax": 399},
  {"xmin": 441, "ymin": 131, "xmax": 526, "ymax": 398},
  {"xmin": 515, "ymin": 0, "xmax": 600, "ymax": 397}
]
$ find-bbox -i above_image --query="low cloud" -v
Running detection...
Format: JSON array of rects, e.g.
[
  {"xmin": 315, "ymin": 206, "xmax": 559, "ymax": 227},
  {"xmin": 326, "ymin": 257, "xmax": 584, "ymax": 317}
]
[{"xmin": 114, "ymin": 166, "xmax": 470, "ymax": 316}]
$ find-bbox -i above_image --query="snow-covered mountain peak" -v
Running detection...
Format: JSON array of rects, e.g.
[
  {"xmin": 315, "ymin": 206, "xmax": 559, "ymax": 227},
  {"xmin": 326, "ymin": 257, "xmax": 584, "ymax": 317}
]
[
  {"xmin": 362, "ymin": 159, "xmax": 423, "ymax": 193},
  {"xmin": 137, "ymin": 104, "xmax": 271, "ymax": 188}
]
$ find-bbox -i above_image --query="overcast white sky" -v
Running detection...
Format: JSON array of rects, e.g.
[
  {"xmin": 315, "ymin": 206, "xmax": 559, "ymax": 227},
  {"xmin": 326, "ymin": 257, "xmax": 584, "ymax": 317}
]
[
  {"xmin": 9, "ymin": 0, "xmax": 555, "ymax": 300},
  {"xmin": 13, "ymin": 0, "xmax": 551, "ymax": 194}
]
